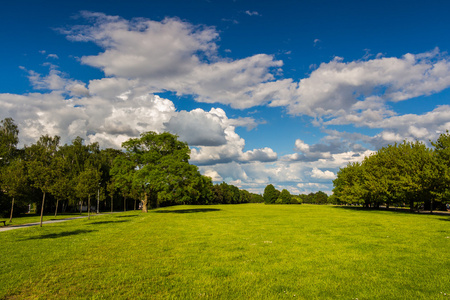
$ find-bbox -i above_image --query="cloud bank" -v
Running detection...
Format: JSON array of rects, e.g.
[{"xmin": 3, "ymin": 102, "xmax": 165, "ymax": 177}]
[{"xmin": 1, "ymin": 12, "xmax": 450, "ymax": 194}]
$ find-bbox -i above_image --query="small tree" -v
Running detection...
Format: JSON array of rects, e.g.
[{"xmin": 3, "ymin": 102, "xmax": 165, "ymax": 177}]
[
  {"xmin": 26, "ymin": 135, "xmax": 60, "ymax": 227},
  {"xmin": 75, "ymin": 167, "xmax": 102, "ymax": 220},
  {"xmin": 0, "ymin": 159, "xmax": 28, "ymax": 223},
  {"xmin": 278, "ymin": 189, "xmax": 292, "ymax": 204},
  {"xmin": 264, "ymin": 184, "xmax": 280, "ymax": 204}
]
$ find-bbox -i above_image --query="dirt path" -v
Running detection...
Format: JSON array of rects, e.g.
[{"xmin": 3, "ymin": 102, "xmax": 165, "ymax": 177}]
[{"xmin": 0, "ymin": 216, "xmax": 88, "ymax": 232}]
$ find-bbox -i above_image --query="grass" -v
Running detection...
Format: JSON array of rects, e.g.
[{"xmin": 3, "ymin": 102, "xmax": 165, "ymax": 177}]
[{"xmin": 1, "ymin": 204, "xmax": 449, "ymax": 299}]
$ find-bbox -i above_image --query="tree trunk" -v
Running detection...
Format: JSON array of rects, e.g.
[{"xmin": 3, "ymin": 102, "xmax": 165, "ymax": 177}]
[
  {"xmin": 40, "ymin": 192, "xmax": 45, "ymax": 227},
  {"xmin": 430, "ymin": 199, "xmax": 434, "ymax": 214},
  {"xmin": 111, "ymin": 194, "xmax": 113, "ymax": 213},
  {"xmin": 124, "ymin": 196, "xmax": 127, "ymax": 212},
  {"xmin": 80, "ymin": 200, "xmax": 83, "ymax": 215},
  {"xmin": 9, "ymin": 197, "xmax": 14, "ymax": 223},
  {"xmin": 55, "ymin": 199, "xmax": 59, "ymax": 217},
  {"xmin": 88, "ymin": 195, "xmax": 91, "ymax": 220},
  {"xmin": 142, "ymin": 193, "xmax": 148, "ymax": 213},
  {"xmin": 97, "ymin": 188, "xmax": 100, "ymax": 214},
  {"xmin": 134, "ymin": 199, "xmax": 136, "ymax": 211},
  {"xmin": 410, "ymin": 199, "xmax": 414, "ymax": 212}
]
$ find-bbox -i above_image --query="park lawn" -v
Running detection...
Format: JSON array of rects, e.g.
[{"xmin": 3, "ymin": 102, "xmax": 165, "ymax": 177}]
[{"xmin": 1, "ymin": 204, "xmax": 449, "ymax": 299}]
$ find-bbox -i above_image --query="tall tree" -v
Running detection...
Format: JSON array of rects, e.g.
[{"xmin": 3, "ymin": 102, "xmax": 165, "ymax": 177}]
[
  {"xmin": 278, "ymin": 189, "xmax": 292, "ymax": 204},
  {"xmin": 0, "ymin": 159, "xmax": 28, "ymax": 222},
  {"xmin": 75, "ymin": 166, "xmax": 102, "ymax": 220},
  {"xmin": 264, "ymin": 184, "xmax": 280, "ymax": 204},
  {"xmin": 121, "ymin": 132, "xmax": 191, "ymax": 212},
  {"xmin": 0, "ymin": 118, "xmax": 19, "ymax": 167},
  {"xmin": 26, "ymin": 135, "xmax": 60, "ymax": 227},
  {"xmin": 432, "ymin": 131, "xmax": 450, "ymax": 208}
]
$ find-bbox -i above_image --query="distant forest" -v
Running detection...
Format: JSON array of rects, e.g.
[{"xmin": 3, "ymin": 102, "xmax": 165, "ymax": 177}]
[{"xmin": 332, "ymin": 132, "xmax": 450, "ymax": 212}]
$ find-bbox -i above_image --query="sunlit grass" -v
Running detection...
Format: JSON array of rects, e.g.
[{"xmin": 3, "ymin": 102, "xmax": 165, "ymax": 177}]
[{"xmin": 1, "ymin": 204, "xmax": 449, "ymax": 299}]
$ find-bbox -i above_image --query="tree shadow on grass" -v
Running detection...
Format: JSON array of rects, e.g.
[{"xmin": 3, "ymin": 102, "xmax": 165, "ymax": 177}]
[
  {"xmin": 24, "ymin": 229, "xmax": 97, "ymax": 240},
  {"xmin": 88, "ymin": 220, "xmax": 130, "ymax": 225},
  {"xmin": 333, "ymin": 206, "xmax": 450, "ymax": 217},
  {"xmin": 154, "ymin": 208, "xmax": 221, "ymax": 214},
  {"xmin": 115, "ymin": 215, "xmax": 139, "ymax": 218}
]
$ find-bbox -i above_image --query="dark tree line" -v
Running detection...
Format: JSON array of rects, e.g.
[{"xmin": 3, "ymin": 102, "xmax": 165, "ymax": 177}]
[
  {"xmin": 333, "ymin": 133, "xmax": 450, "ymax": 212},
  {"xmin": 0, "ymin": 118, "xmax": 262, "ymax": 222}
]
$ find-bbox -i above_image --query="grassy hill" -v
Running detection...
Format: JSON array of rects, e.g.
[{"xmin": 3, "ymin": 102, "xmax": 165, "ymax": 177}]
[{"xmin": 1, "ymin": 204, "xmax": 449, "ymax": 299}]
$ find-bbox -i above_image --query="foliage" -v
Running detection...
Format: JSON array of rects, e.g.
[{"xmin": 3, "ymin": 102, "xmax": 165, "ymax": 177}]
[
  {"xmin": 0, "ymin": 117, "xmax": 19, "ymax": 166},
  {"xmin": 277, "ymin": 189, "xmax": 292, "ymax": 204},
  {"xmin": 263, "ymin": 184, "xmax": 280, "ymax": 204},
  {"xmin": 333, "ymin": 137, "xmax": 450, "ymax": 210}
]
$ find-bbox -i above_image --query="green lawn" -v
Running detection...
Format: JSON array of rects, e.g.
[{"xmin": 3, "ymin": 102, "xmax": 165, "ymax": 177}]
[{"xmin": 1, "ymin": 204, "xmax": 449, "ymax": 299}]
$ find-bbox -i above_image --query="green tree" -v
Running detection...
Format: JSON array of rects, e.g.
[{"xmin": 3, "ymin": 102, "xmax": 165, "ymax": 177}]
[
  {"xmin": 26, "ymin": 135, "xmax": 60, "ymax": 227},
  {"xmin": 278, "ymin": 189, "xmax": 292, "ymax": 204},
  {"xmin": 0, "ymin": 159, "xmax": 29, "ymax": 222},
  {"xmin": 432, "ymin": 131, "xmax": 450, "ymax": 208},
  {"xmin": 314, "ymin": 191, "xmax": 328, "ymax": 204},
  {"xmin": 121, "ymin": 132, "xmax": 192, "ymax": 212},
  {"xmin": 333, "ymin": 162, "xmax": 366, "ymax": 206},
  {"xmin": 75, "ymin": 166, "xmax": 102, "ymax": 220},
  {"xmin": 0, "ymin": 118, "xmax": 19, "ymax": 166},
  {"xmin": 263, "ymin": 184, "xmax": 280, "ymax": 204}
]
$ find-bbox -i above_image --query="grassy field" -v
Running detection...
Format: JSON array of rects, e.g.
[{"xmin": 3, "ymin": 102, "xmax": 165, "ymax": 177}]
[{"xmin": 1, "ymin": 204, "xmax": 449, "ymax": 299}]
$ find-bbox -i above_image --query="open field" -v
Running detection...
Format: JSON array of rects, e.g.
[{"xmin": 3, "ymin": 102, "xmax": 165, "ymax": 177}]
[{"xmin": 1, "ymin": 204, "xmax": 449, "ymax": 299}]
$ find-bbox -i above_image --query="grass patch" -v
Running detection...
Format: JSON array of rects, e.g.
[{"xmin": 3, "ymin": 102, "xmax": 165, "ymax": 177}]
[{"xmin": 1, "ymin": 204, "xmax": 449, "ymax": 299}]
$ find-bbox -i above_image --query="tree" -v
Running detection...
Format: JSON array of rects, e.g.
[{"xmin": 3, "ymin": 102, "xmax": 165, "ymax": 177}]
[
  {"xmin": 120, "ymin": 132, "xmax": 192, "ymax": 212},
  {"xmin": 314, "ymin": 191, "xmax": 328, "ymax": 204},
  {"xmin": 432, "ymin": 131, "xmax": 450, "ymax": 208},
  {"xmin": 26, "ymin": 135, "xmax": 60, "ymax": 227},
  {"xmin": 0, "ymin": 118, "xmax": 19, "ymax": 167},
  {"xmin": 333, "ymin": 162, "xmax": 367, "ymax": 206},
  {"xmin": 264, "ymin": 184, "xmax": 280, "ymax": 204},
  {"xmin": 111, "ymin": 152, "xmax": 135, "ymax": 211},
  {"xmin": 0, "ymin": 159, "xmax": 28, "ymax": 222},
  {"xmin": 75, "ymin": 166, "xmax": 102, "ymax": 220},
  {"xmin": 278, "ymin": 189, "xmax": 292, "ymax": 204}
]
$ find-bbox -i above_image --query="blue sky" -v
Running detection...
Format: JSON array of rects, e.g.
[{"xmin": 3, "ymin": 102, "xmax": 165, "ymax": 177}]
[{"xmin": 2, "ymin": 0, "xmax": 450, "ymax": 194}]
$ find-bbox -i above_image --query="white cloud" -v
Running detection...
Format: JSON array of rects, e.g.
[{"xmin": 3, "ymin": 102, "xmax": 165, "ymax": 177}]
[
  {"xmin": 203, "ymin": 169, "xmax": 223, "ymax": 182},
  {"xmin": 245, "ymin": 10, "xmax": 260, "ymax": 16},
  {"xmin": 164, "ymin": 109, "xmax": 227, "ymax": 146},
  {"xmin": 188, "ymin": 108, "xmax": 277, "ymax": 165},
  {"xmin": 273, "ymin": 49, "xmax": 450, "ymax": 123},
  {"xmin": 311, "ymin": 167, "xmax": 336, "ymax": 180},
  {"xmin": 60, "ymin": 12, "xmax": 289, "ymax": 109}
]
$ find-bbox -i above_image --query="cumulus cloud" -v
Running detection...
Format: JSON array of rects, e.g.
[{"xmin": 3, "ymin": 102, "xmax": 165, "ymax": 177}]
[
  {"xmin": 59, "ymin": 12, "xmax": 289, "ymax": 109},
  {"xmin": 188, "ymin": 108, "xmax": 277, "ymax": 165},
  {"xmin": 311, "ymin": 167, "xmax": 336, "ymax": 180},
  {"xmin": 164, "ymin": 109, "xmax": 227, "ymax": 146},
  {"xmin": 271, "ymin": 48, "xmax": 450, "ymax": 123}
]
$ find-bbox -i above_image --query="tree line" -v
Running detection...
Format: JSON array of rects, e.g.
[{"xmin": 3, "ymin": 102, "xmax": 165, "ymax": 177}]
[
  {"xmin": 262, "ymin": 184, "xmax": 330, "ymax": 205},
  {"xmin": 332, "ymin": 132, "xmax": 450, "ymax": 212},
  {"xmin": 0, "ymin": 118, "xmax": 263, "ymax": 224}
]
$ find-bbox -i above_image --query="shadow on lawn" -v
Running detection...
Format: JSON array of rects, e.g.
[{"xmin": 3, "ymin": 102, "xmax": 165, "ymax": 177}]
[
  {"xmin": 88, "ymin": 220, "xmax": 130, "ymax": 225},
  {"xmin": 154, "ymin": 208, "xmax": 221, "ymax": 214},
  {"xmin": 24, "ymin": 229, "xmax": 97, "ymax": 240},
  {"xmin": 333, "ymin": 206, "xmax": 450, "ymax": 217}
]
